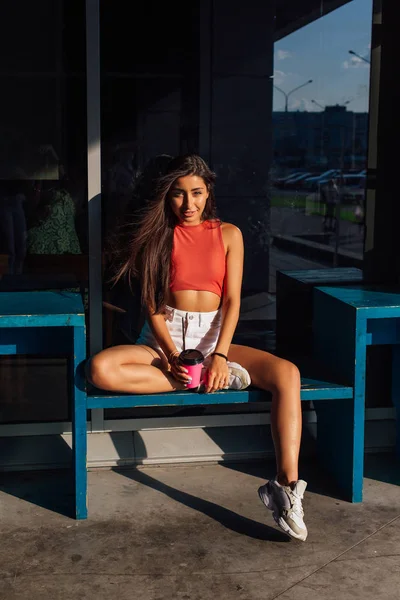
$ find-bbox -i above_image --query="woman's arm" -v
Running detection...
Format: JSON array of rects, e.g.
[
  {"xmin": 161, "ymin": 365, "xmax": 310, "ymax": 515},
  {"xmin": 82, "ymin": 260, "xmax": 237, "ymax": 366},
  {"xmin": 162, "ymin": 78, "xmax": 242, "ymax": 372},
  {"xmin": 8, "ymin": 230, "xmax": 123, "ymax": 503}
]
[
  {"xmin": 147, "ymin": 310, "xmax": 190, "ymax": 383},
  {"xmin": 205, "ymin": 223, "xmax": 244, "ymax": 392},
  {"xmin": 147, "ymin": 310, "xmax": 178, "ymax": 360},
  {"xmin": 215, "ymin": 223, "xmax": 244, "ymax": 354}
]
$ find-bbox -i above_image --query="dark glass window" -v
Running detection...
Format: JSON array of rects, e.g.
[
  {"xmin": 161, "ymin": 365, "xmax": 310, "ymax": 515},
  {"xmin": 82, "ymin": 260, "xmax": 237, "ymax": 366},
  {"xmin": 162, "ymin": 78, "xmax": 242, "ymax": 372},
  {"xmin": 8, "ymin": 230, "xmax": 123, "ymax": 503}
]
[{"xmin": 0, "ymin": 1, "xmax": 87, "ymax": 424}]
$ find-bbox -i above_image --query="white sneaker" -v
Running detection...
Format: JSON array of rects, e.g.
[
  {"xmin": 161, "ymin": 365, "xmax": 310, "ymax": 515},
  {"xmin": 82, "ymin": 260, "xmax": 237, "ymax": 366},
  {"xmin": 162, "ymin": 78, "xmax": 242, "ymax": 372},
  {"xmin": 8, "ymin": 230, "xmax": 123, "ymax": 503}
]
[
  {"xmin": 198, "ymin": 361, "xmax": 251, "ymax": 392},
  {"xmin": 226, "ymin": 361, "xmax": 251, "ymax": 390},
  {"xmin": 258, "ymin": 479, "xmax": 308, "ymax": 541}
]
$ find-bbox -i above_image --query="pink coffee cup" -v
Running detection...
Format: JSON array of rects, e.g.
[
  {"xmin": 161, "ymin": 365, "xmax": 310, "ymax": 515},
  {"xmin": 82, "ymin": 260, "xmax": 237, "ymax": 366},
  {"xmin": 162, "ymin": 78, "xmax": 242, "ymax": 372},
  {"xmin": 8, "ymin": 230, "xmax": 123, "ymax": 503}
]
[{"xmin": 179, "ymin": 349, "xmax": 204, "ymax": 389}]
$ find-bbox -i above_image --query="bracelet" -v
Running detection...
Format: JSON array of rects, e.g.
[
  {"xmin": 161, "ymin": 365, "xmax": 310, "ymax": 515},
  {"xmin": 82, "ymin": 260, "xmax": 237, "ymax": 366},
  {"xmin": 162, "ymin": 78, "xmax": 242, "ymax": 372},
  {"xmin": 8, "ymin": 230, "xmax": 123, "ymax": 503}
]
[{"xmin": 211, "ymin": 352, "xmax": 228, "ymax": 361}]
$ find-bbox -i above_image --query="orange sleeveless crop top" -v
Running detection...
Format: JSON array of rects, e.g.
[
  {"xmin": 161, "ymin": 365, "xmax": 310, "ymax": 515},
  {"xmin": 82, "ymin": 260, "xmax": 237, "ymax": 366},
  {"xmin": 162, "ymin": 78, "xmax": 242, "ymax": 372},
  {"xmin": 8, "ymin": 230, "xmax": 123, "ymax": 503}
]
[{"xmin": 170, "ymin": 220, "xmax": 226, "ymax": 298}]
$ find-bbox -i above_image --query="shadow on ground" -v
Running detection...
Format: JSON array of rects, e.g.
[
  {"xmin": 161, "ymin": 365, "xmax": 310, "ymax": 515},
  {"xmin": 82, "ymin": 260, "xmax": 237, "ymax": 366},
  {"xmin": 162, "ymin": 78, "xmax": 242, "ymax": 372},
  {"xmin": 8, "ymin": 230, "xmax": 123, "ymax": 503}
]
[
  {"xmin": 116, "ymin": 466, "xmax": 290, "ymax": 543},
  {"xmin": 0, "ymin": 451, "xmax": 398, "ymax": 522},
  {"xmin": 364, "ymin": 451, "xmax": 400, "ymax": 486},
  {"xmin": 0, "ymin": 466, "xmax": 73, "ymax": 518}
]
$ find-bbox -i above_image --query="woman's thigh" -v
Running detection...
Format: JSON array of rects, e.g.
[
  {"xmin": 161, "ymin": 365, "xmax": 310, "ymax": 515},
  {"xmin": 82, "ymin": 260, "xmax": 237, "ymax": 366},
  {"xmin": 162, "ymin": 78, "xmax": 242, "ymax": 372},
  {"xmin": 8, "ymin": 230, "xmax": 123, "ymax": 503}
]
[
  {"xmin": 228, "ymin": 344, "xmax": 299, "ymax": 390},
  {"xmin": 88, "ymin": 344, "xmax": 166, "ymax": 374}
]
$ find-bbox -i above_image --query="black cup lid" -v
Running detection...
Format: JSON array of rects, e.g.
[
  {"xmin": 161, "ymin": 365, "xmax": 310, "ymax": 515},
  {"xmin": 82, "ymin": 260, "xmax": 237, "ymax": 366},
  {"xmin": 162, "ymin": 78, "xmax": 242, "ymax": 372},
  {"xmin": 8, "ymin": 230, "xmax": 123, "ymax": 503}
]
[{"xmin": 179, "ymin": 349, "xmax": 204, "ymax": 365}]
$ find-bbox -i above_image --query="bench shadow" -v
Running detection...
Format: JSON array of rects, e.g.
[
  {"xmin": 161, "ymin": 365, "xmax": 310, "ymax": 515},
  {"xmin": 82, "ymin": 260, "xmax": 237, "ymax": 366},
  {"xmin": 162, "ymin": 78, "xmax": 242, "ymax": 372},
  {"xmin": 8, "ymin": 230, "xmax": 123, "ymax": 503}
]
[
  {"xmin": 106, "ymin": 398, "xmax": 350, "ymax": 503},
  {"xmin": 364, "ymin": 451, "xmax": 400, "ymax": 487},
  {"xmin": 114, "ymin": 465, "xmax": 289, "ymax": 543},
  {"xmin": 0, "ymin": 441, "xmax": 75, "ymax": 519}
]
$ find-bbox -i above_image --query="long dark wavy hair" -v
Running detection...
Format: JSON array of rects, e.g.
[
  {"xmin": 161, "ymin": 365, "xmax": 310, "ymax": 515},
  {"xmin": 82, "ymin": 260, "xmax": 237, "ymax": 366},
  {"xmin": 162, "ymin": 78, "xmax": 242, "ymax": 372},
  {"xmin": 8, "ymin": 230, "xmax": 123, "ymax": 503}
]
[{"xmin": 113, "ymin": 154, "xmax": 218, "ymax": 313}]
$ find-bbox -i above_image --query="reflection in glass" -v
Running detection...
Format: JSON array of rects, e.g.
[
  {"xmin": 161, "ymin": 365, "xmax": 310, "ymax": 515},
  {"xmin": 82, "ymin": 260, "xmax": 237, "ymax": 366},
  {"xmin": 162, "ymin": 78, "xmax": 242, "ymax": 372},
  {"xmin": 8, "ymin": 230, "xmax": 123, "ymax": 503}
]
[{"xmin": 271, "ymin": 0, "xmax": 372, "ymax": 275}]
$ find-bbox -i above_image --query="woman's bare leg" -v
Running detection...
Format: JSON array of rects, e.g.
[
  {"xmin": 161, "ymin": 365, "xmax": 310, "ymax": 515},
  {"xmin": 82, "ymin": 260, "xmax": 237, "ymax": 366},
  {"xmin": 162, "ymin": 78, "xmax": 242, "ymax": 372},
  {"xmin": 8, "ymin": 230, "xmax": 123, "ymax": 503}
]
[
  {"xmin": 88, "ymin": 343, "xmax": 301, "ymax": 482},
  {"xmin": 87, "ymin": 345, "xmax": 186, "ymax": 394},
  {"xmin": 228, "ymin": 344, "xmax": 302, "ymax": 486}
]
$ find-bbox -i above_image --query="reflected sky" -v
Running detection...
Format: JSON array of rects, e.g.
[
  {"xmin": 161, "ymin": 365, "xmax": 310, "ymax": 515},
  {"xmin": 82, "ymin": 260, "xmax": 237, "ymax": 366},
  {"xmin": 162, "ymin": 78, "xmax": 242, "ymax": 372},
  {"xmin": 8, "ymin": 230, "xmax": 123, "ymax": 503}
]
[{"xmin": 274, "ymin": 0, "xmax": 373, "ymax": 113}]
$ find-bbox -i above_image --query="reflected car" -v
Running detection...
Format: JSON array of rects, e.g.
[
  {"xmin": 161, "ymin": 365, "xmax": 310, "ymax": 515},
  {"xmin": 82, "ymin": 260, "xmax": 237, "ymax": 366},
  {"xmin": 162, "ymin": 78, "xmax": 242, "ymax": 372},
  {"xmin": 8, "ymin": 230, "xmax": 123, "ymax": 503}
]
[
  {"xmin": 283, "ymin": 172, "xmax": 315, "ymax": 189},
  {"xmin": 272, "ymin": 171, "xmax": 305, "ymax": 189},
  {"xmin": 318, "ymin": 174, "xmax": 366, "ymax": 203},
  {"xmin": 302, "ymin": 169, "xmax": 342, "ymax": 190},
  {"xmin": 341, "ymin": 175, "xmax": 366, "ymax": 203}
]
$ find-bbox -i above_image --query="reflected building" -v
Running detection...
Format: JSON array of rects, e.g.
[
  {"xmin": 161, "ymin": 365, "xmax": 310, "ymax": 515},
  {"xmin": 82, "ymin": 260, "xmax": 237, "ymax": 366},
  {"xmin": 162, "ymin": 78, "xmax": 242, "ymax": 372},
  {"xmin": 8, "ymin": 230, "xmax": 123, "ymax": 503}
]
[{"xmin": 273, "ymin": 106, "xmax": 369, "ymax": 170}]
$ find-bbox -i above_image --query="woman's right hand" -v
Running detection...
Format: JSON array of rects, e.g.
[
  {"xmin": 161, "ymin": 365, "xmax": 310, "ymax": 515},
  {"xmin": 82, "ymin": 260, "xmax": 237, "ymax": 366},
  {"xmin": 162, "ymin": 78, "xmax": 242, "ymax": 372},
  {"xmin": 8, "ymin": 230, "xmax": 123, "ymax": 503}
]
[{"xmin": 169, "ymin": 354, "xmax": 192, "ymax": 385}]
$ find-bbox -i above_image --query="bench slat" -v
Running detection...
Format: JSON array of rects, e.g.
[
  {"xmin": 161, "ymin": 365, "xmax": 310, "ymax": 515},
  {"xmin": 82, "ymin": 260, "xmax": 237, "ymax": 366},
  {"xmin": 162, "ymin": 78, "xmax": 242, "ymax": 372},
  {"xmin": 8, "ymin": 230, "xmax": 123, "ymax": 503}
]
[
  {"xmin": 87, "ymin": 378, "xmax": 353, "ymax": 409},
  {"xmin": 0, "ymin": 315, "xmax": 85, "ymax": 327},
  {"xmin": 0, "ymin": 292, "xmax": 85, "ymax": 327}
]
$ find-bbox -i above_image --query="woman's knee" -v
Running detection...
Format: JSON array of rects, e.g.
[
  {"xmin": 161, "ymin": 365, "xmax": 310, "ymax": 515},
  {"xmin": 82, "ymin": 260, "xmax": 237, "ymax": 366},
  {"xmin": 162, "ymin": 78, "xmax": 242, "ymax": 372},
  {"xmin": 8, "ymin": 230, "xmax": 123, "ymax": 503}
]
[
  {"xmin": 86, "ymin": 352, "xmax": 115, "ymax": 389},
  {"xmin": 269, "ymin": 358, "xmax": 301, "ymax": 395}
]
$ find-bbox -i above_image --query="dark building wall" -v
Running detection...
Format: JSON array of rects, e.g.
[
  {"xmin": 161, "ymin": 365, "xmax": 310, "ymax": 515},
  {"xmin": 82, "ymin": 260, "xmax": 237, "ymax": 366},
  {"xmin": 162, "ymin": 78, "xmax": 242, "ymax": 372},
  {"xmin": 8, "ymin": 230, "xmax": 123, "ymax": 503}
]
[
  {"xmin": 208, "ymin": 0, "xmax": 274, "ymax": 294},
  {"xmin": 364, "ymin": 0, "xmax": 400, "ymax": 283}
]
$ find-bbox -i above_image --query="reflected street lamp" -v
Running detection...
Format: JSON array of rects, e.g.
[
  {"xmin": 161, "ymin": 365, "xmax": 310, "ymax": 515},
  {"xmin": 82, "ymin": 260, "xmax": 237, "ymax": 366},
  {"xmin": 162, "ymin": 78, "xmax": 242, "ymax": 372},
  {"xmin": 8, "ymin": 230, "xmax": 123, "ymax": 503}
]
[
  {"xmin": 348, "ymin": 50, "xmax": 370, "ymax": 64},
  {"xmin": 311, "ymin": 99, "xmax": 325, "ymax": 110},
  {"xmin": 274, "ymin": 79, "xmax": 313, "ymax": 112},
  {"xmin": 312, "ymin": 98, "xmax": 354, "ymax": 110}
]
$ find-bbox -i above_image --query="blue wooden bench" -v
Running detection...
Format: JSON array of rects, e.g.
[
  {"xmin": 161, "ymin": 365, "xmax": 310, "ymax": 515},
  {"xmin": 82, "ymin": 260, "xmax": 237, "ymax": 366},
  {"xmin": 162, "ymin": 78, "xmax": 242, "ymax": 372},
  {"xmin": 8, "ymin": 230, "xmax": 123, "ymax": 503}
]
[
  {"xmin": 0, "ymin": 291, "xmax": 87, "ymax": 519},
  {"xmin": 85, "ymin": 375, "xmax": 357, "ymax": 518},
  {"xmin": 0, "ymin": 290, "xmax": 360, "ymax": 521},
  {"xmin": 276, "ymin": 267, "xmax": 363, "ymax": 356},
  {"xmin": 314, "ymin": 284, "xmax": 400, "ymax": 494}
]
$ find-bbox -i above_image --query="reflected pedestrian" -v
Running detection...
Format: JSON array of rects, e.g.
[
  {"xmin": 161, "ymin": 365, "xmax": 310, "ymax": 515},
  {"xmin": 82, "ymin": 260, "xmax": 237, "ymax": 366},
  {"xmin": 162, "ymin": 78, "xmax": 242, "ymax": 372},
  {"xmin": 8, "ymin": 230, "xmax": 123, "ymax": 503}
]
[
  {"xmin": 321, "ymin": 178, "xmax": 339, "ymax": 232},
  {"xmin": 354, "ymin": 200, "xmax": 364, "ymax": 234}
]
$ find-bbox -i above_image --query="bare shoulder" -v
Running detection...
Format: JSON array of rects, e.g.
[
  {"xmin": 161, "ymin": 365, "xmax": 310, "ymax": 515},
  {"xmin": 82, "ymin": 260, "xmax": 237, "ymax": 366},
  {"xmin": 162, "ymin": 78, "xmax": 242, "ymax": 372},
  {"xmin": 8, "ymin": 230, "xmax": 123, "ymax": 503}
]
[
  {"xmin": 221, "ymin": 222, "xmax": 243, "ymax": 252},
  {"xmin": 221, "ymin": 221, "xmax": 243, "ymax": 240}
]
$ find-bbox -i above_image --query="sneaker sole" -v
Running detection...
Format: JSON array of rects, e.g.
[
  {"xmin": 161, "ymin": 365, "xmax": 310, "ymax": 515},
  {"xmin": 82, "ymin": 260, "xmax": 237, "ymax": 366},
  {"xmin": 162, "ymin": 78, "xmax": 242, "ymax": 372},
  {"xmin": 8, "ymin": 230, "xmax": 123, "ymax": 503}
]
[{"xmin": 258, "ymin": 486, "xmax": 307, "ymax": 542}]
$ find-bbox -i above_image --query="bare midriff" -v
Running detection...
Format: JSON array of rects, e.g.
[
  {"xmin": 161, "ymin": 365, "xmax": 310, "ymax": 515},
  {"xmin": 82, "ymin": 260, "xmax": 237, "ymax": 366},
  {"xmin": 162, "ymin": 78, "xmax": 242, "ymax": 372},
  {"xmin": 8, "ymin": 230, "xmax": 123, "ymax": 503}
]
[{"xmin": 165, "ymin": 289, "xmax": 221, "ymax": 313}]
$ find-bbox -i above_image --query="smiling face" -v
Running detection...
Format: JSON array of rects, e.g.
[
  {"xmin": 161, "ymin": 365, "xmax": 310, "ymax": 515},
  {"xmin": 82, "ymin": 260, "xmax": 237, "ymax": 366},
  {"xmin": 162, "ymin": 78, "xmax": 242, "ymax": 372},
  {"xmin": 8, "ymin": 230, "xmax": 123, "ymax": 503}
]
[{"xmin": 168, "ymin": 175, "xmax": 209, "ymax": 225}]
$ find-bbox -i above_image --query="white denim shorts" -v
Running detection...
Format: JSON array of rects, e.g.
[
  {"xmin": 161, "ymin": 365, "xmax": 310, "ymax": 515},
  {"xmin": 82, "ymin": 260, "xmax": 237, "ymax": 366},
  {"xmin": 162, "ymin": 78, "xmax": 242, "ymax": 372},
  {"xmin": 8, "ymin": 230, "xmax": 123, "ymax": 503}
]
[{"xmin": 136, "ymin": 305, "xmax": 222, "ymax": 360}]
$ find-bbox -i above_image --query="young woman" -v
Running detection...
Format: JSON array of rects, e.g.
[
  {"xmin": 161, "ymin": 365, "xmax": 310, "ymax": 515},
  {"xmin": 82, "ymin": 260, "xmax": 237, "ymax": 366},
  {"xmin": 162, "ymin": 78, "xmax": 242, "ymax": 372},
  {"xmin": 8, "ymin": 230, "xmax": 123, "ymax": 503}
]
[{"xmin": 88, "ymin": 154, "xmax": 308, "ymax": 541}]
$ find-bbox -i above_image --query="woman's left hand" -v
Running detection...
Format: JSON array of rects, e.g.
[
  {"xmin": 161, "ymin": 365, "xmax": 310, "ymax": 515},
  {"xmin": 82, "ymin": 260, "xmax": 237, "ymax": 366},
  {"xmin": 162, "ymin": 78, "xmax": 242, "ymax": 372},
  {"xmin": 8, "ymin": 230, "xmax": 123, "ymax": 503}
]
[{"xmin": 205, "ymin": 355, "xmax": 230, "ymax": 393}]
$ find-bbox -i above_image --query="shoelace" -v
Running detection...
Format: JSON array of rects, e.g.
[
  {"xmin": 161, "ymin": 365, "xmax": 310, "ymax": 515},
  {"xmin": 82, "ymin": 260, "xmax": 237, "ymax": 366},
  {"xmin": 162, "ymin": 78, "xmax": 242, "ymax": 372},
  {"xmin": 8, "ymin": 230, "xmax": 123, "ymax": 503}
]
[{"xmin": 289, "ymin": 490, "xmax": 304, "ymax": 518}]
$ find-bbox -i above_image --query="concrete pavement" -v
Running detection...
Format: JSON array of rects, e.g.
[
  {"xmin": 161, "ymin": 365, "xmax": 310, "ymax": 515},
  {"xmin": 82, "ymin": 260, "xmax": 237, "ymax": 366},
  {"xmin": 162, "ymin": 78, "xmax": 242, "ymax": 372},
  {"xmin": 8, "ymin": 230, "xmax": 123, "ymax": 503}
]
[{"xmin": 1, "ymin": 454, "xmax": 399, "ymax": 599}]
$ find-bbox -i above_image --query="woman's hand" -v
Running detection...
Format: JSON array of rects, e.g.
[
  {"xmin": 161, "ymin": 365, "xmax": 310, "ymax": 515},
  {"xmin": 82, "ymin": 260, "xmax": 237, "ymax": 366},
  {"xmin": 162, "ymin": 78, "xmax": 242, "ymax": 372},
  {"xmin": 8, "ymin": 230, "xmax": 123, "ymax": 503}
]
[
  {"xmin": 169, "ymin": 353, "xmax": 192, "ymax": 385},
  {"xmin": 205, "ymin": 355, "xmax": 230, "ymax": 393}
]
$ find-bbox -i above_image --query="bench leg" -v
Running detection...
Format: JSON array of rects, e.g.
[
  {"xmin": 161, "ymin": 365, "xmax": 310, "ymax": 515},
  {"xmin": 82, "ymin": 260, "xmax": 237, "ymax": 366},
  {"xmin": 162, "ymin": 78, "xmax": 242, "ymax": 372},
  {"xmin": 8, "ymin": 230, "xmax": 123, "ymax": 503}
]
[
  {"xmin": 72, "ymin": 325, "xmax": 88, "ymax": 520},
  {"xmin": 315, "ymin": 397, "xmax": 364, "ymax": 502},
  {"xmin": 392, "ymin": 345, "xmax": 400, "ymax": 459}
]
